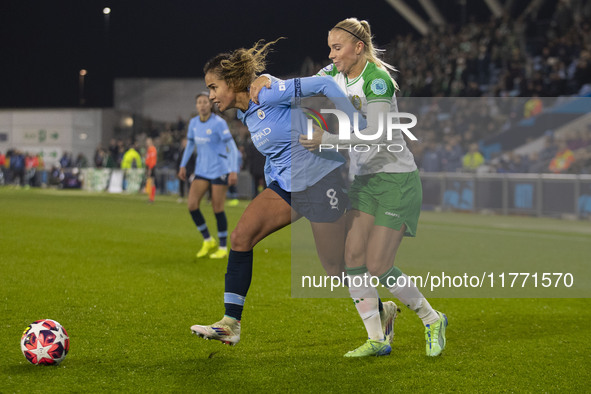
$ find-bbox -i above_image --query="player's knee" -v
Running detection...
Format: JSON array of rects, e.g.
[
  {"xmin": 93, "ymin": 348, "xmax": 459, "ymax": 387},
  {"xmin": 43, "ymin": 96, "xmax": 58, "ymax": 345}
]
[
  {"xmin": 344, "ymin": 245, "xmax": 365, "ymax": 268},
  {"xmin": 321, "ymin": 259, "xmax": 345, "ymax": 276},
  {"xmin": 230, "ymin": 226, "xmax": 254, "ymax": 251}
]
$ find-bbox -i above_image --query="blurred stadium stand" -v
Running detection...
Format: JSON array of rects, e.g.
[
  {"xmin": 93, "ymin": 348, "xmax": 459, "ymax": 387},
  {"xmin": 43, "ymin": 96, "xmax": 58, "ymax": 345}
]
[{"xmin": 1, "ymin": 0, "xmax": 591, "ymax": 218}]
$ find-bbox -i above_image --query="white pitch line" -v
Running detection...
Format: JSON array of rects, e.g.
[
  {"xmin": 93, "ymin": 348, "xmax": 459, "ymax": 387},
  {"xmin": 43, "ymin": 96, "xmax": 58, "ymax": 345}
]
[{"xmin": 421, "ymin": 223, "xmax": 591, "ymax": 242}]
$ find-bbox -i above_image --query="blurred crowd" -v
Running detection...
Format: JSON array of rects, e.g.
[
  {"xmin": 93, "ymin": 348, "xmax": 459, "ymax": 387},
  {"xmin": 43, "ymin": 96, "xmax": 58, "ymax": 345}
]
[{"xmin": 2, "ymin": 1, "xmax": 591, "ymax": 189}]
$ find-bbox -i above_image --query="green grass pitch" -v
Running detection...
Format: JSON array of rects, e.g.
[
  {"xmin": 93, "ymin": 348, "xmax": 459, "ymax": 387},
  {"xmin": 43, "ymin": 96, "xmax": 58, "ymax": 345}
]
[{"xmin": 1, "ymin": 188, "xmax": 589, "ymax": 392}]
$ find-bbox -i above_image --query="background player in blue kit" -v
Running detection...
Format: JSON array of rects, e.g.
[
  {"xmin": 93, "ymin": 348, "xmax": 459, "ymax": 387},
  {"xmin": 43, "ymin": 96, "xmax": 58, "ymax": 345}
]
[
  {"xmin": 190, "ymin": 39, "xmax": 397, "ymax": 347},
  {"xmin": 178, "ymin": 92, "xmax": 240, "ymax": 260}
]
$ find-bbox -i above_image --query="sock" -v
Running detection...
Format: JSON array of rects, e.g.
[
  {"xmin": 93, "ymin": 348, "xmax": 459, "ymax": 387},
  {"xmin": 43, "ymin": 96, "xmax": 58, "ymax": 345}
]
[
  {"xmin": 224, "ymin": 249, "xmax": 253, "ymax": 321},
  {"xmin": 345, "ymin": 274, "xmax": 383, "ymax": 312},
  {"xmin": 215, "ymin": 211, "xmax": 228, "ymax": 248},
  {"xmin": 189, "ymin": 209, "xmax": 210, "ymax": 240},
  {"xmin": 347, "ymin": 266, "xmax": 383, "ymax": 341},
  {"xmin": 379, "ymin": 268, "xmax": 439, "ymax": 326}
]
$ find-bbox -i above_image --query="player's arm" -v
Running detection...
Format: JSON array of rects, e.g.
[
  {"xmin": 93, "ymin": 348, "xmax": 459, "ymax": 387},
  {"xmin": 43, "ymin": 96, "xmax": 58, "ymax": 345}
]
[
  {"xmin": 249, "ymin": 74, "xmax": 279, "ymax": 104},
  {"xmin": 178, "ymin": 138, "xmax": 196, "ymax": 181},
  {"xmin": 250, "ymin": 65, "xmax": 336, "ymax": 104},
  {"xmin": 223, "ymin": 131, "xmax": 240, "ymax": 187}
]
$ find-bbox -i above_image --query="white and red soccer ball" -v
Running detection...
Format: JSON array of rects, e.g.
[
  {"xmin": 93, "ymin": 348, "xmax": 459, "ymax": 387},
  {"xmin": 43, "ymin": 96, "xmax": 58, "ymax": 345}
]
[{"xmin": 21, "ymin": 319, "xmax": 69, "ymax": 365}]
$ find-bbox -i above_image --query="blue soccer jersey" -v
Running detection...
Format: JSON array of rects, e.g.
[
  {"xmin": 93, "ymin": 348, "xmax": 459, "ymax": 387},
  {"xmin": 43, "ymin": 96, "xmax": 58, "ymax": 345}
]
[
  {"xmin": 237, "ymin": 76, "xmax": 365, "ymax": 192},
  {"xmin": 181, "ymin": 113, "xmax": 240, "ymax": 179}
]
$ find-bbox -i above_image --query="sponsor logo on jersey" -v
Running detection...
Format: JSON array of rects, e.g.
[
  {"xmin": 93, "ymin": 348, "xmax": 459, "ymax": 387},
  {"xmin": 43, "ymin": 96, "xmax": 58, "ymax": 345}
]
[
  {"xmin": 385, "ymin": 211, "xmax": 400, "ymax": 218},
  {"xmin": 370, "ymin": 78, "xmax": 388, "ymax": 95},
  {"xmin": 252, "ymin": 127, "xmax": 271, "ymax": 148},
  {"xmin": 322, "ymin": 64, "xmax": 334, "ymax": 73},
  {"xmin": 351, "ymin": 95, "xmax": 362, "ymax": 110},
  {"xmin": 257, "ymin": 109, "xmax": 265, "ymax": 120}
]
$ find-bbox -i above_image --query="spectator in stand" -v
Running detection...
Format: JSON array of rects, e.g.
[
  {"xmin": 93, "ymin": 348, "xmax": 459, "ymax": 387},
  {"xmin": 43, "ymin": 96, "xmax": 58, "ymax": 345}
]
[
  {"xmin": 75, "ymin": 153, "xmax": 88, "ymax": 168},
  {"xmin": 94, "ymin": 146, "xmax": 106, "ymax": 168},
  {"xmin": 0, "ymin": 151, "xmax": 5, "ymax": 184},
  {"xmin": 59, "ymin": 152, "xmax": 72, "ymax": 169},
  {"xmin": 24, "ymin": 152, "xmax": 38, "ymax": 187},
  {"xmin": 107, "ymin": 139, "xmax": 119, "ymax": 168},
  {"xmin": 527, "ymin": 152, "xmax": 540, "ymax": 173},
  {"xmin": 462, "ymin": 143, "xmax": 485, "ymax": 172},
  {"xmin": 441, "ymin": 136, "xmax": 463, "ymax": 172},
  {"xmin": 524, "ymin": 95, "xmax": 543, "ymax": 118},
  {"xmin": 420, "ymin": 141, "xmax": 442, "ymax": 173},
  {"xmin": 10, "ymin": 150, "xmax": 25, "ymax": 186},
  {"xmin": 508, "ymin": 152, "xmax": 529, "ymax": 173},
  {"xmin": 121, "ymin": 143, "xmax": 142, "ymax": 170},
  {"xmin": 549, "ymin": 140, "xmax": 575, "ymax": 173},
  {"xmin": 566, "ymin": 130, "xmax": 587, "ymax": 150},
  {"xmin": 539, "ymin": 136, "xmax": 559, "ymax": 163}
]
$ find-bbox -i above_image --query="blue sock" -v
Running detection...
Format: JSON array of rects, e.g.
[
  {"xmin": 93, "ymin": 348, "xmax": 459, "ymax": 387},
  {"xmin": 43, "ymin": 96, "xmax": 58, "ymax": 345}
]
[
  {"xmin": 189, "ymin": 209, "xmax": 210, "ymax": 239},
  {"xmin": 215, "ymin": 211, "xmax": 228, "ymax": 248},
  {"xmin": 224, "ymin": 249, "xmax": 253, "ymax": 321}
]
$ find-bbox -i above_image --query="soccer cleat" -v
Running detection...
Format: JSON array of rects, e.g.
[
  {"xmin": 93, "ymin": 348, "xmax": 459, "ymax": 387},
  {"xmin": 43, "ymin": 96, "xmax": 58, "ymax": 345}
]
[
  {"xmin": 209, "ymin": 248, "xmax": 228, "ymax": 259},
  {"xmin": 425, "ymin": 311, "xmax": 448, "ymax": 356},
  {"xmin": 380, "ymin": 301, "xmax": 400, "ymax": 345},
  {"xmin": 344, "ymin": 339, "xmax": 391, "ymax": 358},
  {"xmin": 196, "ymin": 239, "xmax": 217, "ymax": 258},
  {"xmin": 191, "ymin": 316, "xmax": 241, "ymax": 346}
]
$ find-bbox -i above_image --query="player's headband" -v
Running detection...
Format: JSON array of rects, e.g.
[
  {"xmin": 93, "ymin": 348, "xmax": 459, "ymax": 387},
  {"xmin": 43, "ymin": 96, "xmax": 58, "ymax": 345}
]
[{"xmin": 333, "ymin": 26, "xmax": 367, "ymax": 46}]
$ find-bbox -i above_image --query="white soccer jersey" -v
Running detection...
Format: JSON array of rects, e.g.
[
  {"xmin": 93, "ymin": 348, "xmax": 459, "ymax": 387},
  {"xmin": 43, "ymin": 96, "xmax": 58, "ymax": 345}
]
[{"xmin": 317, "ymin": 61, "xmax": 417, "ymax": 175}]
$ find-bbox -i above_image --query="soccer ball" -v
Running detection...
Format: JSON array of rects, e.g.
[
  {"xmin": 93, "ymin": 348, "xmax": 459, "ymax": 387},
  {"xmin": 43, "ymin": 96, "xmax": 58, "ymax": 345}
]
[{"xmin": 21, "ymin": 319, "xmax": 70, "ymax": 365}]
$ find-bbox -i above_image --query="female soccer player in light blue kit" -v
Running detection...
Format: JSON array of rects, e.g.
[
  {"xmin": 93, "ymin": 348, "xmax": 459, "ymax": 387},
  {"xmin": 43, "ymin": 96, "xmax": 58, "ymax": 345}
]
[
  {"xmin": 190, "ymin": 39, "xmax": 397, "ymax": 348},
  {"xmin": 178, "ymin": 93, "xmax": 240, "ymax": 260}
]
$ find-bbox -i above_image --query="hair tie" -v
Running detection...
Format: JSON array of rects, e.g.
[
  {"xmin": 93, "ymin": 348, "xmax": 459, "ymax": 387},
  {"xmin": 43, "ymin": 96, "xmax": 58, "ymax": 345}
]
[{"xmin": 333, "ymin": 26, "xmax": 367, "ymax": 46}]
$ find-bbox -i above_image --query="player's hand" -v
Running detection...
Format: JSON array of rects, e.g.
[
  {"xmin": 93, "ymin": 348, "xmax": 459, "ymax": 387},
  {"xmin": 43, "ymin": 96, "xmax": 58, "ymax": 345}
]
[
  {"xmin": 249, "ymin": 76, "xmax": 271, "ymax": 104},
  {"xmin": 228, "ymin": 172, "xmax": 238, "ymax": 186},
  {"xmin": 299, "ymin": 124, "xmax": 324, "ymax": 151},
  {"xmin": 177, "ymin": 167, "xmax": 186, "ymax": 181}
]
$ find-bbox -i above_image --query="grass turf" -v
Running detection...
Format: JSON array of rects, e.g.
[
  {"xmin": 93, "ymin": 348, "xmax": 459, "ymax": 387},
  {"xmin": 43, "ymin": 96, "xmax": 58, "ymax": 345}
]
[{"xmin": 0, "ymin": 188, "xmax": 589, "ymax": 392}]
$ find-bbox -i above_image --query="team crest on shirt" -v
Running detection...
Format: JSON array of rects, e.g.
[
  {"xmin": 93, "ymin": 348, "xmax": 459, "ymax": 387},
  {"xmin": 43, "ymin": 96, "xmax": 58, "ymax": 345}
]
[
  {"xmin": 350, "ymin": 95, "xmax": 362, "ymax": 110},
  {"xmin": 257, "ymin": 109, "xmax": 265, "ymax": 120},
  {"xmin": 370, "ymin": 78, "xmax": 387, "ymax": 95},
  {"xmin": 206, "ymin": 129, "xmax": 212, "ymax": 135}
]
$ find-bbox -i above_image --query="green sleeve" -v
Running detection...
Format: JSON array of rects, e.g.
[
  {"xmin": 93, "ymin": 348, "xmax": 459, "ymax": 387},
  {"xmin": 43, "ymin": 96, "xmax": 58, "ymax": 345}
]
[{"xmin": 363, "ymin": 68, "xmax": 395, "ymax": 104}]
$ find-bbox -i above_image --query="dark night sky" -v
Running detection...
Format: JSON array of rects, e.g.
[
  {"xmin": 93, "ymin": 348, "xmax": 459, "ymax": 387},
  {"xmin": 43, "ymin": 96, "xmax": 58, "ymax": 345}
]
[{"xmin": 1, "ymin": 0, "xmax": 530, "ymax": 108}]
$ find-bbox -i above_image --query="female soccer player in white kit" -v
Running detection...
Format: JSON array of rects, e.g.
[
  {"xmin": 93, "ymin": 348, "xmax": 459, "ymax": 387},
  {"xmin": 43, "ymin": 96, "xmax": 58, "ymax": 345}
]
[{"xmin": 251, "ymin": 18, "xmax": 448, "ymax": 357}]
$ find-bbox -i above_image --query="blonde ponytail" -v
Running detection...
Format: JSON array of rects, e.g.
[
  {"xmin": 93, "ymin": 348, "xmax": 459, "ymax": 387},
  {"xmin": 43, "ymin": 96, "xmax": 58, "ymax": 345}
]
[{"xmin": 333, "ymin": 18, "xmax": 399, "ymax": 90}]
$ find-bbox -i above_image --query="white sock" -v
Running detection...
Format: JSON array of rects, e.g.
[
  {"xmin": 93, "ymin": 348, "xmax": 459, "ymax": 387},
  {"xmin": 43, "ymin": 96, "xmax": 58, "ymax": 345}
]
[
  {"xmin": 348, "ymin": 273, "xmax": 384, "ymax": 341},
  {"xmin": 387, "ymin": 273, "xmax": 439, "ymax": 326}
]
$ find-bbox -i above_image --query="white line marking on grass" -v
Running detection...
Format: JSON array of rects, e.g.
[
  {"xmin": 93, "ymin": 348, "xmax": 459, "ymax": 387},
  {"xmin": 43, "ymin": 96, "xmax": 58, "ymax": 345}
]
[{"xmin": 421, "ymin": 223, "xmax": 591, "ymax": 242}]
